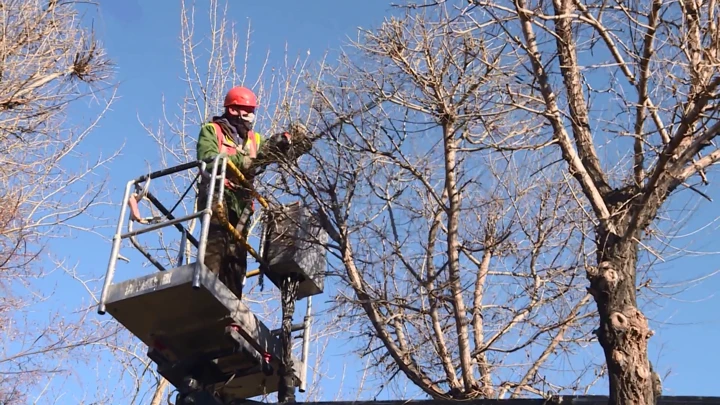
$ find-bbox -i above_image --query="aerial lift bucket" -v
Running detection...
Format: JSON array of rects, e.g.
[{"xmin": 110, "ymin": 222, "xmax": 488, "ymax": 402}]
[{"xmin": 96, "ymin": 155, "xmax": 327, "ymax": 403}]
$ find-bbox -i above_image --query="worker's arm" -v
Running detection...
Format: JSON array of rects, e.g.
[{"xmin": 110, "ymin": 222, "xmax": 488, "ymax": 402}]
[
  {"xmin": 196, "ymin": 123, "xmax": 220, "ymax": 162},
  {"xmin": 251, "ymin": 123, "xmax": 312, "ymax": 170}
]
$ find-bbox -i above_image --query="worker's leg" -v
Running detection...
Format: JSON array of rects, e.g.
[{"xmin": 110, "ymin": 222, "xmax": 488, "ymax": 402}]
[
  {"xmin": 204, "ymin": 222, "xmax": 228, "ymax": 277},
  {"xmin": 205, "ymin": 216, "xmax": 245, "ymax": 299},
  {"xmin": 197, "ymin": 188, "xmax": 248, "ymax": 299},
  {"xmin": 196, "ymin": 189, "xmax": 227, "ymax": 279},
  {"xmin": 219, "ymin": 208, "xmax": 247, "ymax": 299}
]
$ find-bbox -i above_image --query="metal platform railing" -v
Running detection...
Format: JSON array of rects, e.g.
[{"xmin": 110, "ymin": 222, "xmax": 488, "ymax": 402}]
[{"xmin": 98, "ymin": 155, "xmax": 225, "ymax": 313}]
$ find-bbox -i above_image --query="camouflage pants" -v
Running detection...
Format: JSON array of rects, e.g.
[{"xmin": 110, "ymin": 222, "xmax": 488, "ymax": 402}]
[{"xmin": 197, "ymin": 190, "xmax": 250, "ymax": 300}]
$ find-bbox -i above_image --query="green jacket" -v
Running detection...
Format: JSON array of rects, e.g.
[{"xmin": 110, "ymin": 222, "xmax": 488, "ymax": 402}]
[{"xmin": 196, "ymin": 120, "xmax": 265, "ymax": 218}]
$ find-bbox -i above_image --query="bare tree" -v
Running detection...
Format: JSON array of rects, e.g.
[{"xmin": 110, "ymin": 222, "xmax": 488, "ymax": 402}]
[
  {"xmin": 0, "ymin": 0, "xmax": 120, "ymax": 402},
  {"xmin": 382, "ymin": 0, "xmax": 720, "ymax": 403},
  {"xmin": 269, "ymin": 6, "xmax": 610, "ymax": 400}
]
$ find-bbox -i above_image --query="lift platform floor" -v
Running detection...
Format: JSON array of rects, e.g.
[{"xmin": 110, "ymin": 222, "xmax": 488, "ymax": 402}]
[{"xmin": 102, "ymin": 262, "xmax": 303, "ymax": 400}]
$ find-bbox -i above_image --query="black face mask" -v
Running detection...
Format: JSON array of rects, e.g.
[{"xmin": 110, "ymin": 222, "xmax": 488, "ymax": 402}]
[
  {"xmin": 226, "ymin": 115, "xmax": 253, "ymax": 135},
  {"xmin": 225, "ymin": 114, "xmax": 252, "ymax": 133}
]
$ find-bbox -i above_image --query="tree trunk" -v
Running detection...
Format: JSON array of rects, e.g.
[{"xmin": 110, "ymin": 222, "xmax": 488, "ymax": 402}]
[
  {"xmin": 588, "ymin": 231, "xmax": 661, "ymax": 405},
  {"xmin": 278, "ymin": 275, "xmax": 300, "ymax": 403},
  {"xmin": 441, "ymin": 120, "xmax": 476, "ymax": 393},
  {"xmin": 150, "ymin": 378, "xmax": 169, "ymax": 405}
]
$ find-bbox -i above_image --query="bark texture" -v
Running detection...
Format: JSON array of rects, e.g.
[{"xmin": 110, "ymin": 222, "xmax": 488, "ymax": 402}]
[{"xmin": 590, "ymin": 231, "xmax": 660, "ymax": 405}]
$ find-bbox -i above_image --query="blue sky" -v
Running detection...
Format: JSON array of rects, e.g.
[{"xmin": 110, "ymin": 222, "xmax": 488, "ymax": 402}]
[{"xmin": 15, "ymin": 0, "xmax": 720, "ymax": 402}]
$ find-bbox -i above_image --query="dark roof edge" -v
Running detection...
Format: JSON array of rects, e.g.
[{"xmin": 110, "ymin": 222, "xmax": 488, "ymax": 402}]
[{"xmin": 277, "ymin": 396, "xmax": 720, "ymax": 405}]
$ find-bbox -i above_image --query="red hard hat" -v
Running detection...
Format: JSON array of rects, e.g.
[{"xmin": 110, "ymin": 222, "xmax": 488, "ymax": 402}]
[{"xmin": 224, "ymin": 86, "xmax": 257, "ymax": 108}]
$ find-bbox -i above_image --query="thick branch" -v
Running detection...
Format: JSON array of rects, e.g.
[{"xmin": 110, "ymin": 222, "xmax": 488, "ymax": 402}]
[
  {"xmin": 573, "ymin": 0, "xmax": 671, "ymax": 145},
  {"xmin": 470, "ymin": 239, "xmax": 494, "ymax": 395},
  {"xmin": 442, "ymin": 120, "xmax": 476, "ymax": 392},
  {"xmin": 552, "ymin": 0, "xmax": 611, "ymax": 196},
  {"xmin": 427, "ymin": 191, "xmax": 461, "ymax": 390},
  {"xmin": 632, "ymin": 0, "xmax": 663, "ymax": 185},
  {"xmin": 513, "ymin": 0, "xmax": 613, "ymax": 228}
]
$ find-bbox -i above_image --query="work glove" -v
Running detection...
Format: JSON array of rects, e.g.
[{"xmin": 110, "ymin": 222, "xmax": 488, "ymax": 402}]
[
  {"xmin": 262, "ymin": 131, "xmax": 292, "ymax": 160},
  {"xmin": 253, "ymin": 122, "xmax": 314, "ymax": 169},
  {"xmin": 287, "ymin": 122, "xmax": 312, "ymax": 158}
]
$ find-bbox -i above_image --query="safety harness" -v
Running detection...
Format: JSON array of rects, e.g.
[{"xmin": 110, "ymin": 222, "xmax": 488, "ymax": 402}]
[{"xmin": 209, "ymin": 122, "xmax": 261, "ymax": 190}]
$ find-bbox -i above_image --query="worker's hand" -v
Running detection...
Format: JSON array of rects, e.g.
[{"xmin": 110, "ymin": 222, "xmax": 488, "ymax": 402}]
[
  {"xmin": 287, "ymin": 122, "xmax": 312, "ymax": 158},
  {"xmin": 252, "ymin": 122, "xmax": 313, "ymax": 169},
  {"xmin": 288, "ymin": 122, "xmax": 308, "ymax": 138},
  {"xmin": 274, "ymin": 131, "xmax": 292, "ymax": 155},
  {"xmin": 253, "ymin": 131, "xmax": 292, "ymax": 168}
]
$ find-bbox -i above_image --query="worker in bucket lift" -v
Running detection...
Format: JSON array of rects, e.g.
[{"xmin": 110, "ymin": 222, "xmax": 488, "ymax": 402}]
[{"xmin": 196, "ymin": 85, "xmax": 309, "ymax": 299}]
